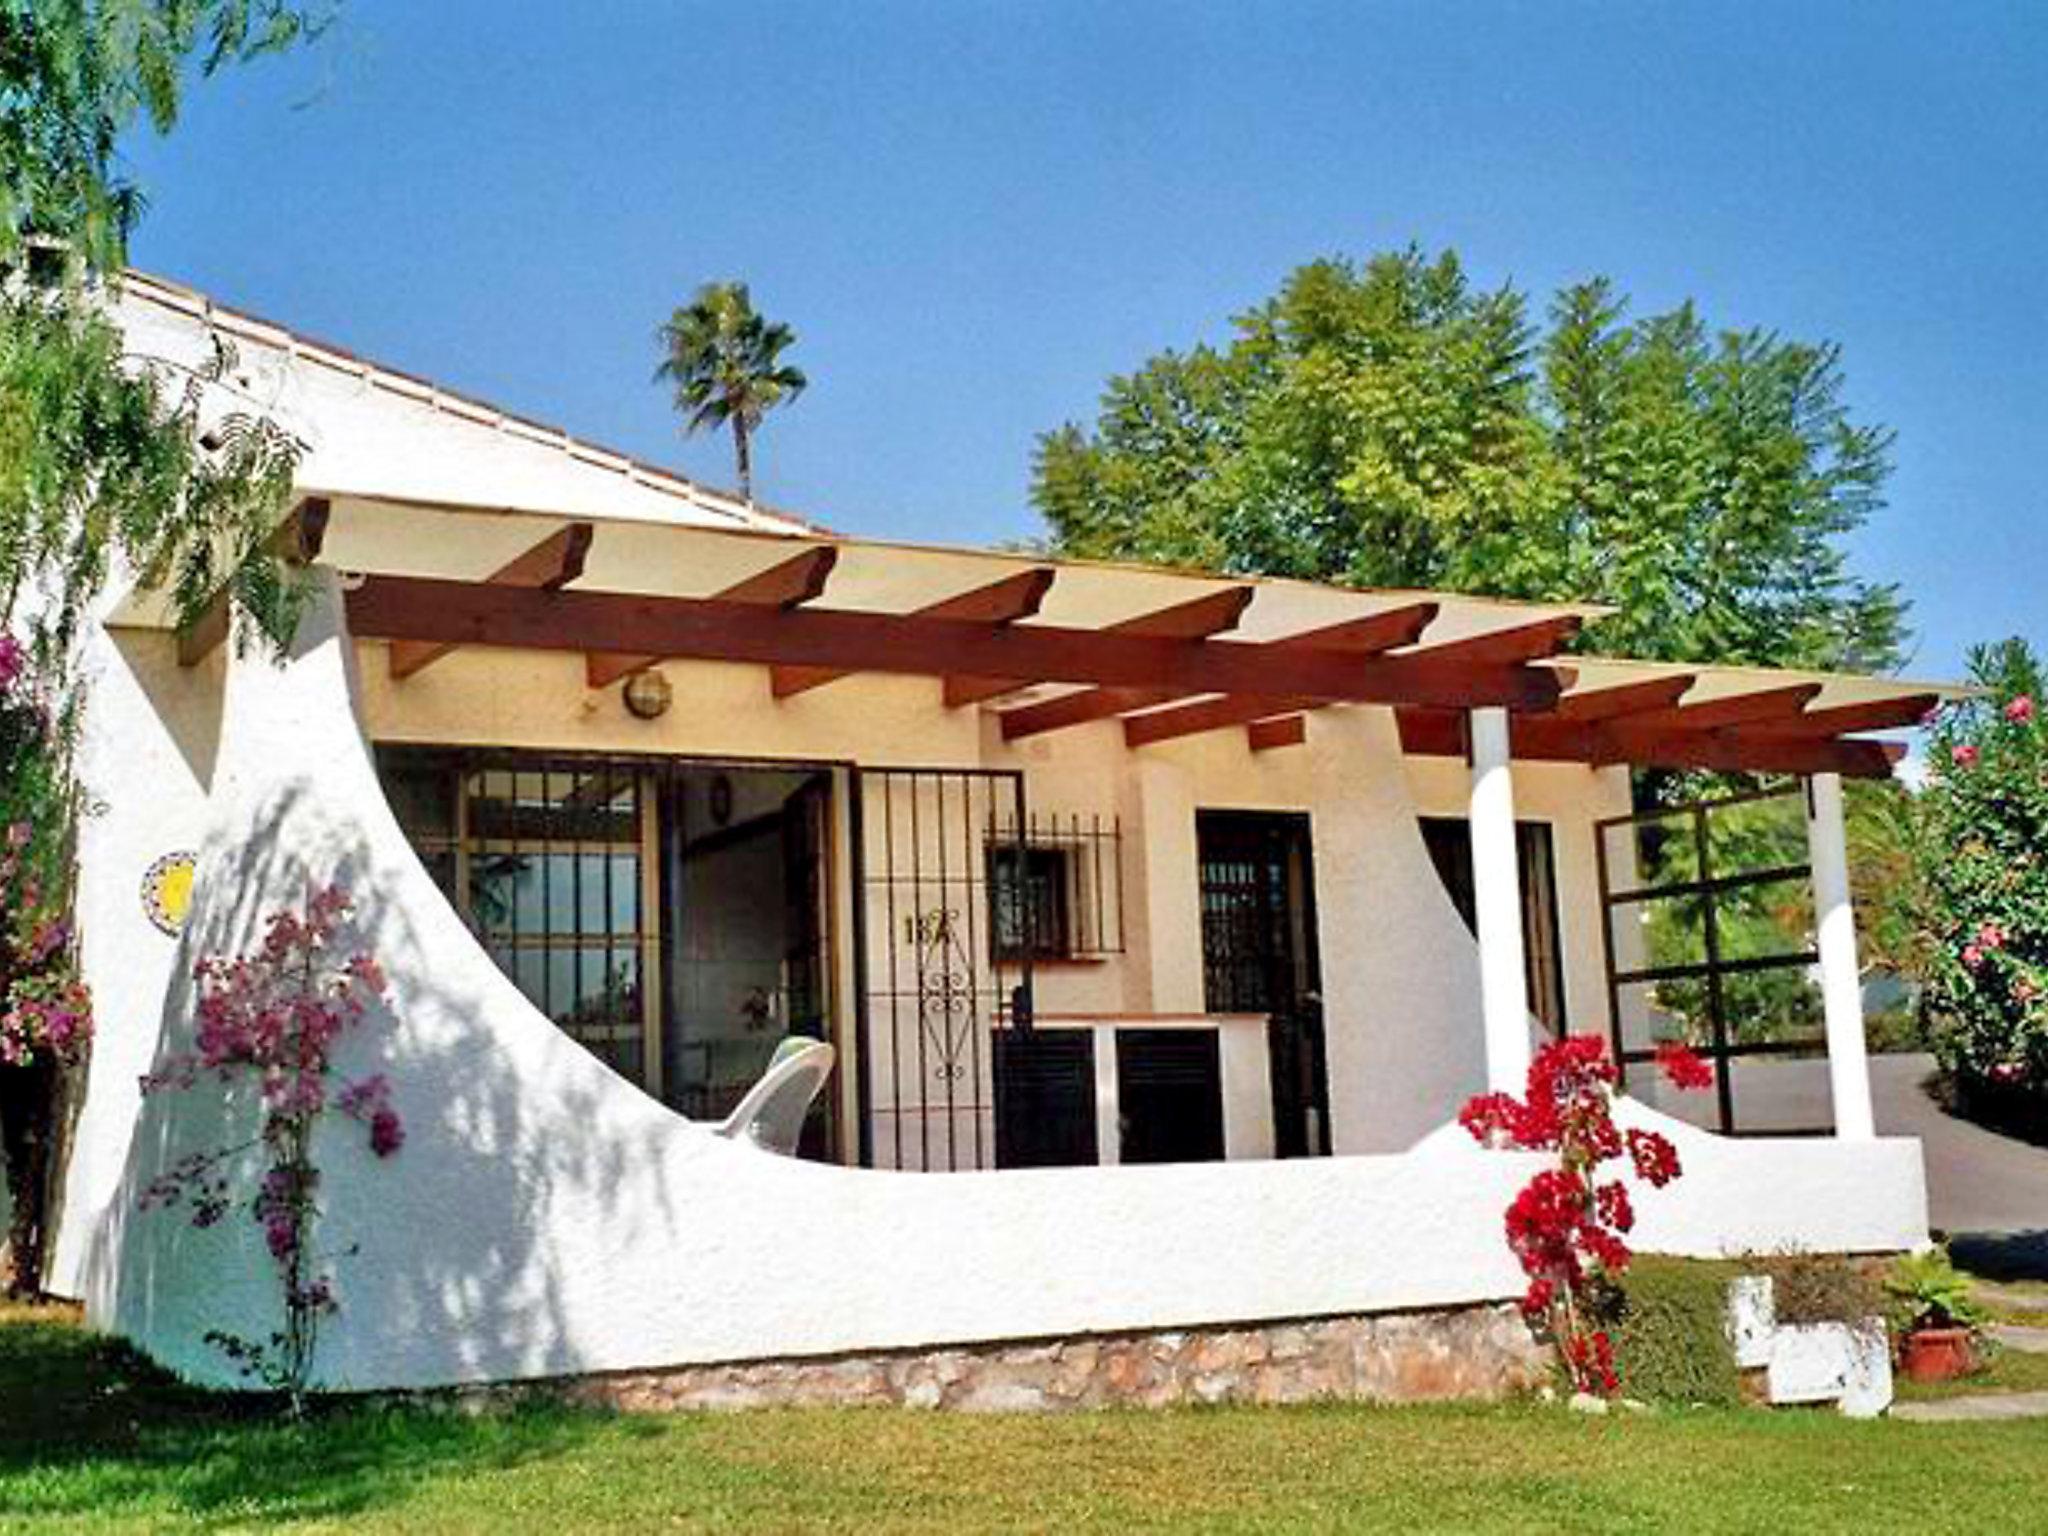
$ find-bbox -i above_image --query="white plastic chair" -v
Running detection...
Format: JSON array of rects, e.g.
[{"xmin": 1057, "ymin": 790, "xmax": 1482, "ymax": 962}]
[{"xmin": 715, "ymin": 1037, "xmax": 836, "ymax": 1156}]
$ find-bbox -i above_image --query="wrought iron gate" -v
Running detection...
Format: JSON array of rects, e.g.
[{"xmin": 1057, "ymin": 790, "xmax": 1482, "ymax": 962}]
[{"xmin": 853, "ymin": 767, "xmax": 1037, "ymax": 1170}]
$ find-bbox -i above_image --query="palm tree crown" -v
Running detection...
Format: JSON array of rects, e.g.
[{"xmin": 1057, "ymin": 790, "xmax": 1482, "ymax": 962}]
[{"xmin": 655, "ymin": 281, "xmax": 807, "ymax": 502}]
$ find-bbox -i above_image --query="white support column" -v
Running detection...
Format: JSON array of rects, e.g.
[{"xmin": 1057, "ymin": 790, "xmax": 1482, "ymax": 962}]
[
  {"xmin": 1806, "ymin": 772, "xmax": 1876, "ymax": 1140},
  {"xmin": 1470, "ymin": 707, "xmax": 1532, "ymax": 1093},
  {"xmin": 1092, "ymin": 1023, "xmax": 1122, "ymax": 1165}
]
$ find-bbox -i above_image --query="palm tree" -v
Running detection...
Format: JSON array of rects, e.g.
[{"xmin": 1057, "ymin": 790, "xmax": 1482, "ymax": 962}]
[{"xmin": 655, "ymin": 281, "xmax": 807, "ymax": 502}]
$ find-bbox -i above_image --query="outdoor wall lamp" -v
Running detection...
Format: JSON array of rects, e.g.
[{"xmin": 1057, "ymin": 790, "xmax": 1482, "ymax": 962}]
[{"xmin": 623, "ymin": 668, "xmax": 673, "ymax": 720}]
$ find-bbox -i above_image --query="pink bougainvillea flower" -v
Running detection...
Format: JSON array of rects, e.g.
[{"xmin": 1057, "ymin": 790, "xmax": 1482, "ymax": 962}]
[
  {"xmin": 1952, "ymin": 744, "xmax": 1980, "ymax": 767},
  {"xmin": 2007, "ymin": 695, "xmax": 2035, "ymax": 724},
  {"xmin": 1963, "ymin": 943, "xmax": 1985, "ymax": 970},
  {"xmin": 137, "ymin": 883, "xmax": 401, "ymax": 1397},
  {"xmin": 1977, "ymin": 922, "xmax": 2008, "ymax": 950},
  {"xmin": 0, "ymin": 634, "xmax": 22, "ymax": 692}
]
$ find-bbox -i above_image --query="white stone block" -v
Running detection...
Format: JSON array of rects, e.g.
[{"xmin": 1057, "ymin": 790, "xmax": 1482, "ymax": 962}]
[
  {"xmin": 1766, "ymin": 1322, "xmax": 1892, "ymax": 1417},
  {"xmin": 1834, "ymin": 1323, "xmax": 1893, "ymax": 1420},
  {"xmin": 1727, "ymin": 1275, "xmax": 1776, "ymax": 1369}
]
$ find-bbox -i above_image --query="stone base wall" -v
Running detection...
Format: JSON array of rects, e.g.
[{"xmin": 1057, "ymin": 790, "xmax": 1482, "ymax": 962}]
[{"xmin": 548, "ymin": 1303, "xmax": 1549, "ymax": 1414}]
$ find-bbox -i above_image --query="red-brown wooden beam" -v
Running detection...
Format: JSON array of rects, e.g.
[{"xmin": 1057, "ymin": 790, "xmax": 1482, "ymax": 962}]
[
  {"xmin": 586, "ymin": 545, "xmax": 838, "ymax": 689},
  {"xmin": 944, "ymin": 585, "xmax": 1257, "ymax": 709},
  {"xmin": 1395, "ymin": 706, "xmax": 1903, "ymax": 779},
  {"xmin": 999, "ymin": 687, "xmax": 1182, "ymax": 741},
  {"xmin": 1247, "ymin": 715, "xmax": 1308, "ymax": 752},
  {"xmin": 347, "ymin": 576, "xmax": 1563, "ymax": 710},
  {"xmin": 997, "ymin": 602, "xmax": 1440, "ymax": 741},
  {"xmin": 179, "ymin": 496, "xmax": 333, "ymax": 667},
  {"xmin": 1596, "ymin": 682, "xmax": 1824, "ymax": 761},
  {"xmin": 1547, "ymin": 674, "xmax": 1696, "ymax": 724},
  {"xmin": 773, "ymin": 566, "xmax": 1053, "ymax": 699},
  {"xmin": 389, "ymin": 522, "xmax": 594, "ymax": 681},
  {"xmin": 1124, "ymin": 694, "xmax": 1320, "ymax": 748},
  {"xmin": 1406, "ymin": 614, "xmax": 1583, "ymax": 667},
  {"xmin": 1743, "ymin": 692, "xmax": 1942, "ymax": 739}
]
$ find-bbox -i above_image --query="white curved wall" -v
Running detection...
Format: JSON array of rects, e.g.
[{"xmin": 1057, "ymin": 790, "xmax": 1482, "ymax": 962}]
[{"xmin": 82, "ymin": 580, "xmax": 1558, "ymax": 1390}]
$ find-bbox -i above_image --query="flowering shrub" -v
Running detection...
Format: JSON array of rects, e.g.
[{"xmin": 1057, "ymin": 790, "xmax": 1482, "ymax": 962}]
[
  {"xmin": 0, "ymin": 631, "xmax": 94, "ymax": 1294},
  {"xmin": 1460, "ymin": 1035, "xmax": 1711, "ymax": 1396},
  {"xmin": 140, "ymin": 883, "xmax": 400, "ymax": 1404},
  {"xmin": 1918, "ymin": 638, "xmax": 2048, "ymax": 1133}
]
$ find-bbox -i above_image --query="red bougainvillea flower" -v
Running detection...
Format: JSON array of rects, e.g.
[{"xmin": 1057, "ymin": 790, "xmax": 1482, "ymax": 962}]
[
  {"xmin": 1653, "ymin": 1041, "xmax": 1714, "ymax": 1091},
  {"xmin": 2006, "ymin": 695, "xmax": 2035, "ymax": 724},
  {"xmin": 1952, "ymin": 744, "xmax": 1980, "ymax": 767},
  {"xmin": 1624, "ymin": 1126, "xmax": 1683, "ymax": 1187},
  {"xmin": 1460, "ymin": 1034, "xmax": 1691, "ymax": 1399}
]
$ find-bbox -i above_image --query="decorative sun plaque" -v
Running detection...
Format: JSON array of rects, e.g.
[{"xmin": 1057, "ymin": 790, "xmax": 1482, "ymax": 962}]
[{"xmin": 141, "ymin": 851, "xmax": 196, "ymax": 936}]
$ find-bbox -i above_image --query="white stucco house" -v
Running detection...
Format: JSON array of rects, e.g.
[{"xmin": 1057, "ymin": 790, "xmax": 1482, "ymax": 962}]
[{"xmin": 41, "ymin": 274, "xmax": 1955, "ymax": 1396}]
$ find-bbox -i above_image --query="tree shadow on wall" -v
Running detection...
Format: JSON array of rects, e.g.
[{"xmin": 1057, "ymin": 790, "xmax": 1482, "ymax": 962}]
[{"xmin": 79, "ymin": 775, "xmax": 699, "ymax": 1518}]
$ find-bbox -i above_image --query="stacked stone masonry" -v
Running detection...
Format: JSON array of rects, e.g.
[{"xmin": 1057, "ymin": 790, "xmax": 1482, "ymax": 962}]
[{"xmin": 544, "ymin": 1303, "xmax": 1549, "ymax": 1414}]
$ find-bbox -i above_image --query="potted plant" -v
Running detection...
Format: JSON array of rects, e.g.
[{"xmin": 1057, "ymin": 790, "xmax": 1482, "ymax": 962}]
[{"xmin": 1885, "ymin": 1250, "xmax": 1986, "ymax": 1382}]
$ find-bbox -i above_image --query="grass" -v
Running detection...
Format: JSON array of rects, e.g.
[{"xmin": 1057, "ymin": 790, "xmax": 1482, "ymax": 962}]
[{"xmin": 5, "ymin": 1305, "xmax": 2048, "ymax": 1533}]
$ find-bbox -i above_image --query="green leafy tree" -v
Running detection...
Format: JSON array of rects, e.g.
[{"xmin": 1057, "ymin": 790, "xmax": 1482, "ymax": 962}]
[
  {"xmin": 0, "ymin": 0, "xmax": 324, "ymax": 1294},
  {"xmin": 3, "ymin": 0, "xmax": 321, "ymax": 274},
  {"xmin": 655, "ymin": 281, "xmax": 806, "ymax": 503},
  {"xmin": 1035, "ymin": 247, "xmax": 1905, "ymax": 673},
  {"xmin": 1915, "ymin": 638, "xmax": 2048, "ymax": 1134}
]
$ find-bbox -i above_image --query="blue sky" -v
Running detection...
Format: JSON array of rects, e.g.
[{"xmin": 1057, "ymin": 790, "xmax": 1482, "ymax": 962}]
[{"xmin": 127, "ymin": 2, "xmax": 2045, "ymax": 681}]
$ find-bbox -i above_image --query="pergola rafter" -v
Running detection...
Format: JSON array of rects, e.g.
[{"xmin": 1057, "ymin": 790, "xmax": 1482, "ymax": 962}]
[
  {"xmin": 1394, "ymin": 705, "xmax": 1904, "ymax": 779},
  {"xmin": 389, "ymin": 521, "xmax": 593, "ymax": 681},
  {"xmin": 772, "ymin": 567, "xmax": 1054, "ymax": 699},
  {"xmin": 945, "ymin": 585, "xmax": 1257, "ymax": 709},
  {"xmin": 998, "ymin": 602, "xmax": 1441, "ymax": 743},
  {"xmin": 585, "ymin": 544, "xmax": 839, "ymax": 689},
  {"xmin": 177, "ymin": 496, "xmax": 332, "ymax": 667}
]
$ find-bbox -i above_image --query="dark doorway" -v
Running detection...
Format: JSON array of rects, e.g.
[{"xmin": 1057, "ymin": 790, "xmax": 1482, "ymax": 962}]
[
  {"xmin": 1117, "ymin": 1030, "xmax": 1225, "ymax": 1163},
  {"xmin": 1418, "ymin": 817, "xmax": 1568, "ymax": 1035},
  {"xmin": 1196, "ymin": 810, "xmax": 1327, "ymax": 1157},
  {"xmin": 993, "ymin": 1031, "xmax": 1098, "ymax": 1167}
]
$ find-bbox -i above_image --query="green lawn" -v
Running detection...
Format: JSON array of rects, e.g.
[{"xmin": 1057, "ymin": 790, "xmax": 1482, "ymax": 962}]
[{"xmin": 5, "ymin": 1306, "xmax": 2048, "ymax": 1534}]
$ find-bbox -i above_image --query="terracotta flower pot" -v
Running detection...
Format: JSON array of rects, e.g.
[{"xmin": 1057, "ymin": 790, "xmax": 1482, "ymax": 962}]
[{"xmin": 1902, "ymin": 1326, "xmax": 1976, "ymax": 1383}]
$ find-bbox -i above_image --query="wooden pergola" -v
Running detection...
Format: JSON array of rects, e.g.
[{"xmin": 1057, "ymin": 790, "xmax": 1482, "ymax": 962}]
[
  {"xmin": 120, "ymin": 491, "xmax": 1968, "ymax": 1144},
  {"xmin": 198, "ymin": 493, "xmax": 1954, "ymax": 781}
]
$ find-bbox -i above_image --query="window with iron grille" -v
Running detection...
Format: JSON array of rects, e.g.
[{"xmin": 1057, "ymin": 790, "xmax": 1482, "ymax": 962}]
[
  {"xmin": 986, "ymin": 812, "xmax": 1124, "ymax": 962},
  {"xmin": 377, "ymin": 748, "xmax": 655, "ymax": 1088}
]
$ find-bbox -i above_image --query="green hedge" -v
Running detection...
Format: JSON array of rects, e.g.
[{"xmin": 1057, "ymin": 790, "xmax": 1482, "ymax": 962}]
[{"xmin": 1612, "ymin": 1257, "xmax": 1744, "ymax": 1406}]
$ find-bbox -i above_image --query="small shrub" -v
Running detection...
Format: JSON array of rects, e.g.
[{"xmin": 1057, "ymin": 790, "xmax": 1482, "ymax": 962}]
[
  {"xmin": 1751, "ymin": 1251, "xmax": 1887, "ymax": 1329},
  {"xmin": 1611, "ymin": 1256, "xmax": 1744, "ymax": 1407}
]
